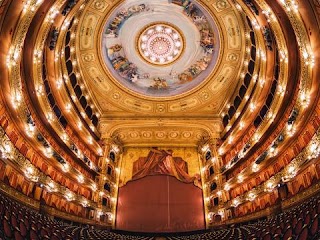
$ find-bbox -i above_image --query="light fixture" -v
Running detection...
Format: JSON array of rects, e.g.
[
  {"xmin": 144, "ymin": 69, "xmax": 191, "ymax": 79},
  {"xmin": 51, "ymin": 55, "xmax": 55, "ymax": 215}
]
[
  {"xmin": 81, "ymin": 199, "xmax": 89, "ymax": 207},
  {"xmin": 201, "ymin": 144, "xmax": 209, "ymax": 152},
  {"xmin": 252, "ymin": 163, "xmax": 259, "ymax": 172},
  {"xmin": 46, "ymin": 181, "xmax": 56, "ymax": 192},
  {"xmin": 62, "ymin": 162, "xmax": 70, "ymax": 172},
  {"xmin": 237, "ymin": 174, "xmax": 244, "ymax": 183},
  {"xmin": 24, "ymin": 165, "xmax": 39, "ymax": 182},
  {"xmin": 247, "ymin": 192, "xmax": 256, "ymax": 201},
  {"xmin": 138, "ymin": 23, "xmax": 184, "ymax": 65},
  {"xmin": 91, "ymin": 183, "xmax": 97, "ymax": 191},
  {"xmin": 77, "ymin": 174, "xmax": 84, "ymax": 183},
  {"xmin": 232, "ymin": 198, "xmax": 240, "ymax": 207},
  {"xmin": 265, "ymin": 181, "xmax": 275, "ymax": 192},
  {"xmin": 65, "ymin": 191, "xmax": 74, "ymax": 201},
  {"xmin": 44, "ymin": 147, "xmax": 53, "ymax": 158}
]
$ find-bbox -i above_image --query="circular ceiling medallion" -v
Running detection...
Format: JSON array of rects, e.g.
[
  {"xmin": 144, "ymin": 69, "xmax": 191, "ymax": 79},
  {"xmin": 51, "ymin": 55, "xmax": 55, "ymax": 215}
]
[{"xmin": 137, "ymin": 23, "xmax": 184, "ymax": 65}]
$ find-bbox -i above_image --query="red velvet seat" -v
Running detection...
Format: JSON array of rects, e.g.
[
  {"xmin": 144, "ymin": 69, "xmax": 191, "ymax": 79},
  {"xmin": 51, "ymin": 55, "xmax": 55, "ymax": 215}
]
[
  {"xmin": 297, "ymin": 226, "xmax": 308, "ymax": 240},
  {"xmin": 273, "ymin": 233, "xmax": 281, "ymax": 240},
  {"xmin": 14, "ymin": 230, "xmax": 24, "ymax": 240},
  {"xmin": 279, "ymin": 221, "xmax": 285, "ymax": 230},
  {"xmin": 294, "ymin": 219, "xmax": 304, "ymax": 235},
  {"xmin": 10, "ymin": 214, "xmax": 18, "ymax": 229},
  {"xmin": 262, "ymin": 233, "xmax": 272, "ymax": 240},
  {"xmin": 50, "ymin": 235, "xmax": 60, "ymax": 240},
  {"xmin": 40, "ymin": 228, "xmax": 50, "ymax": 239},
  {"xmin": 19, "ymin": 221, "xmax": 27, "ymax": 237},
  {"xmin": 310, "ymin": 208, "xmax": 317, "ymax": 219},
  {"xmin": 0, "ymin": 203, "xmax": 4, "ymax": 215},
  {"xmin": 304, "ymin": 213, "xmax": 311, "ymax": 225},
  {"xmin": 22, "ymin": 217, "xmax": 30, "ymax": 230},
  {"xmin": 274, "ymin": 226, "xmax": 282, "ymax": 235},
  {"xmin": 31, "ymin": 222, "xmax": 38, "ymax": 232},
  {"xmin": 3, "ymin": 218, "xmax": 12, "ymax": 238},
  {"xmin": 283, "ymin": 227, "xmax": 292, "ymax": 240},
  {"xmin": 4, "ymin": 209, "xmax": 10, "ymax": 220},
  {"xmin": 309, "ymin": 217, "xmax": 319, "ymax": 236},
  {"xmin": 292, "ymin": 217, "xmax": 298, "ymax": 227},
  {"xmin": 30, "ymin": 229, "xmax": 39, "ymax": 240}
]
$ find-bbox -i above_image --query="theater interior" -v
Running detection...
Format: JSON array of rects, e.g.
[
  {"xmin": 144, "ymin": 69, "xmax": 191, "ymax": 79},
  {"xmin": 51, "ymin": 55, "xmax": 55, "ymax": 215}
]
[{"xmin": 0, "ymin": 0, "xmax": 320, "ymax": 239}]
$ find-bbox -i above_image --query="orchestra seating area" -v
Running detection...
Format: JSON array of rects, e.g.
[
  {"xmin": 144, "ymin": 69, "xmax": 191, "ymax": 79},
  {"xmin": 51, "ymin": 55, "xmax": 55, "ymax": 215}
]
[
  {"xmin": 0, "ymin": 192, "xmax": 319, "ymax": 240},
  {"xmin": 0, "ymin": 193, "xmax": 150, "ymax": 240},
  {"xmin": 168, "ymin": 194, "xmax": 320, "ymax": 240}
]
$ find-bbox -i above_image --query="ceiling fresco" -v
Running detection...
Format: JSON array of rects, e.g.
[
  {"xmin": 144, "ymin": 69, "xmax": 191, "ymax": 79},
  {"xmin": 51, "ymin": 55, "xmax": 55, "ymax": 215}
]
[{"xmin": 101, "ymin": 0, "xmax": 220, "ymax": 97}]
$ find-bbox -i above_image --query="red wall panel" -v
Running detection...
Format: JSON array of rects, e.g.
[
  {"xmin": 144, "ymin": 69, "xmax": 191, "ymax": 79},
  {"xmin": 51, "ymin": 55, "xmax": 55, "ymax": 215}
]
[{"xmin": 116, "ymin": 175, "xmax": 205, "ymax": 232}]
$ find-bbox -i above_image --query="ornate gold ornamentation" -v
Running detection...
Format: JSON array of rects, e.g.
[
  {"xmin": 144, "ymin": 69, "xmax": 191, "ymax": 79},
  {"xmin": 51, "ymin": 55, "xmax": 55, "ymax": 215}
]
[{"xmin": 91, "ymin": 0, "xmax": 109, "ymax": 12}]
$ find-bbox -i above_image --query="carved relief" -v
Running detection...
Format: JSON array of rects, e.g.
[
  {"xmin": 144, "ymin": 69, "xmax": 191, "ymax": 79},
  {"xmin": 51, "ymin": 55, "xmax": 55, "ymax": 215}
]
[
  {"xmin": 80, "ymin": 13, "xmax": 100, "ymax": 50},
  {"xmin": 212, "ymin": 0, "xmax": 231, "ymax": 12},
  {"xmin": 227, "ymin": 52, "xmax": 239, "ymax": 62},
  {"xmin": 90, "ymin": 0, "xmax": 109, "ymax": 12},
  {"xmin": 82, "ymin": 53, "xmax": 95, "ymax": 62}
]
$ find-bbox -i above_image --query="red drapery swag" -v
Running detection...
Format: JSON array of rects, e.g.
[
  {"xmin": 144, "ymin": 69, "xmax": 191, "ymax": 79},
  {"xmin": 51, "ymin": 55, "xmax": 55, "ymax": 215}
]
[{"xmin": 132, "ymin": 149, "xmax": 201, "ymax": 188}]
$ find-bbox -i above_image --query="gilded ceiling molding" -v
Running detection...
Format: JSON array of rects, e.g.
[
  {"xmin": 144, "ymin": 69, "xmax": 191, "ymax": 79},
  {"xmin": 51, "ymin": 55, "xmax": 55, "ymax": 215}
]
[
  {"xmin": 110, "ymin": 127, "xmax": 211, "ymax": 147},
  {"xmin": 99, "ymin": 118, "xmax": 222, "ymax": 146}
]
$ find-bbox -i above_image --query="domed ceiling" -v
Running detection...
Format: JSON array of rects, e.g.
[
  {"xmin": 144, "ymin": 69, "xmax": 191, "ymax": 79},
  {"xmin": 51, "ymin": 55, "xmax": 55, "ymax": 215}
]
[
  {"xmin": 71, "ymin": 0, "xmax": 247, "ymax": 143},
  {"xmin": 101, "ymin": 0, "xmax": 220, "ymax": 97}
]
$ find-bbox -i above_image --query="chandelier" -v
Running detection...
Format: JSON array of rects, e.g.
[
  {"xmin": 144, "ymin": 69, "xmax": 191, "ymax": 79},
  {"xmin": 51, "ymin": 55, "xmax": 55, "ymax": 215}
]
[{"xmin": 137, "ymin": 23, "xmax": 184, "ymax": 65}]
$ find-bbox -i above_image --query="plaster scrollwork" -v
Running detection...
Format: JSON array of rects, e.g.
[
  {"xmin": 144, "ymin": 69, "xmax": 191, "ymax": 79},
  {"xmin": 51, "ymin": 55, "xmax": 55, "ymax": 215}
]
[
  {"xmin": 82, "ymin": 53, "xmax": 95, "ymax": 62},
  {"xmin": 141, "ymin": 131, "xmax": 152, "ymax": 138},
  {"xmin": 155, "ymin": 131, "xmax": 166, "ymax": 139},
  {"xmin": 112, "ymin": 92, "xmax": 121, "ymax": 100},
  {"xmin": 182, "ymin": 131, "xmax": 192, "ymax": 138},
  {"xmin": 212, "ymin": 0, "xmax": 231, "ymax": 11},
  {"xmin": 227, "ymin": 52, "xmax": 239, "ymax": 61},
  {"xmin": 156, "ymin": 103, "xmax": 166, "ymax": 113},
  {"xmin": 169, "ymin": 131, "xmax": 179, "ymax": 139},
  {"xmin": 91, "ymin": 0, "xmax": 109, "ymax": 12},
  {"xmin": 199, "ymin": 90, "xmax": 211, "ymax": 101}
]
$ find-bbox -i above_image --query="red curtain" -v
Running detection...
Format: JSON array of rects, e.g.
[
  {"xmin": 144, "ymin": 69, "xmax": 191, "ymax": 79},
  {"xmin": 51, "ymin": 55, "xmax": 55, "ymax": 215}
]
[
  {"xmin": 116, "ymin": 175, "xmax": 205, "ymax": 232},
  {"xmin": 132, "ymin": 149, "xmax": 201, "ymax": 187}
]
